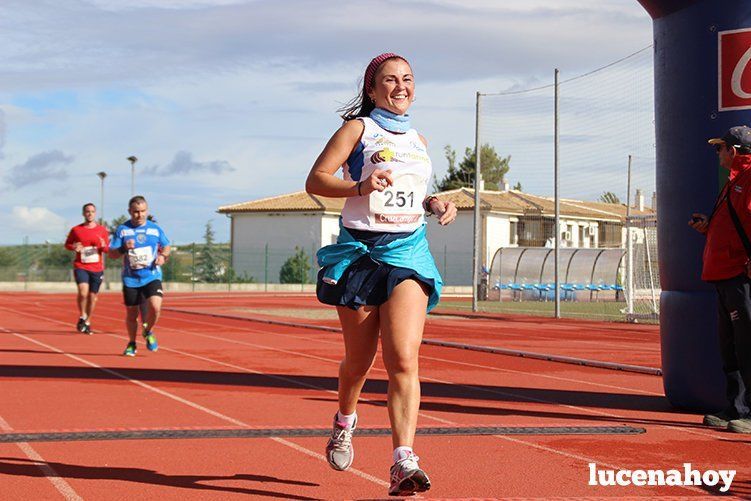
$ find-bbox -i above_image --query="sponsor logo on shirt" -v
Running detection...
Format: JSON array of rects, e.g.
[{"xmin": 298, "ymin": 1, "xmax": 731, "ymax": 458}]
[
  {"xmin": 375, "ymin": 213, "xmax": 421, "ymax": 224},
  {"xmin": 371, "ymin": 148, "xmax": 398, "ymax": 164},
  {"xmin": 374, "ymin": 136, "xmax": 397, "ymax": 148}
]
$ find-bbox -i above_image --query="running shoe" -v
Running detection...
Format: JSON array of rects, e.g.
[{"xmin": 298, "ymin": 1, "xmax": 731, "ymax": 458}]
[
  {"xmin": 325, "ymin": 414, "xmax": 356, "ymax": 471},
  {"xmin": 144, "ymin": 332, "xmax": 158, "ymax": 352},
  {"xmin": 703, "ymin": 407, "xmax": 741, "ymax": 428},
  {"xmin": 82, "ymin": 323, "xmax": 92, "ymax": 335},
  {"xmin": 389, "ymin": 452, "xmax": 431, "ymax": 496},
  {"xmin": 123, "ymin": 342, "xmax": 137, "ymax": 357},
  {"xmin": 728, "ymin": 418, "xmax": 751, "ymax": 434},
  {"xmin": 76, "ymin": 317, "xmax": 86, "ymax": 333}
]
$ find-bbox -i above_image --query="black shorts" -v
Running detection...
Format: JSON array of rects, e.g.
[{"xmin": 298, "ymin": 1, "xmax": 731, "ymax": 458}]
[
  {"xmin": 73, "ymin": 269, "xmax": 104, "ymax": 294},
  {"xmin": 122, "ymin": 280, "xmax": 164, "ymax": 307}
]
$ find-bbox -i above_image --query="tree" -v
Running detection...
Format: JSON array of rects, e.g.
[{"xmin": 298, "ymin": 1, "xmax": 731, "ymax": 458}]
[
  {"xmin": 106, "ymin": 215, "xmax": 129, "ymax": 234},
  {"xmin": 433, "ymin": 144, "xmax": 510, "ymax": 192},
  {"xmin": 0, "ymin": 247, "xmax": 13, "ymax": 267},
  {"xmin": 162, "ymin": 249, "xmax": 185, "ymax": 282},
  {"xmin": 196, "ymin": 221, "xmax": 223, "ymax": 282},
  {"xmin": 599, "ymin": 191, "xmax": 621, "ymax": 204},
  {"xmin": 223, "ymin": 267, "xmax": 255, "ymax": 284},
  {"xmin": 40, "ymin": 244, "xmax": 72, "ymax": 267},
  {"xmin": 280, "ymin": 247, "xmax": 312, "ymax": 284}
]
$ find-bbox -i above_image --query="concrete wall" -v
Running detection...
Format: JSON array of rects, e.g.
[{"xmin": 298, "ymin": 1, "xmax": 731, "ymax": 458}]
[
  {"xmin": 425, "ymin": 211, "xmax": 515, "ymax": 284},
  {"xmin": 425, "ymin": 211, "xmax": 475, "ymax": 285},
  {"xmin": 563, "ymin": 220, "xmax": 599, "ymax": 248},
  {"xmin": 485, "ymin": 213, "xmax": 510, "ymax": 266},
  {"xmin": 320, "ymin": 214, "xmax": 341, "ymax": 247},
  {"xmin": 230, "ymin": 212, "xmax": 324, "ymax": 282},
  {"xmin": 229, "ymin": 210, "xmax": 615, "ymax": 286}
]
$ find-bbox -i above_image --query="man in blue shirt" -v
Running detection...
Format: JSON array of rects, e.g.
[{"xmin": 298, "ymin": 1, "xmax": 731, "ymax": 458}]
[{"xmin": 109, "ymin": 196, "xmax": 171, "ymax": 356}]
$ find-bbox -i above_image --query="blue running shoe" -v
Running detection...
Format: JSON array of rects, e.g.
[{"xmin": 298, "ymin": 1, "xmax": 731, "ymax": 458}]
[
  {"xmin": 144, "ymin": 332, "xmax": 158, "ymax": 352},
  {"xmin": 123, "ymin": 342, "xmax": 137, "ymax": 357}
]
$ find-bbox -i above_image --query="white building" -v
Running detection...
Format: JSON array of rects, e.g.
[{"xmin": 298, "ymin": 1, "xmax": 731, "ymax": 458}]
[{"xmin": 217, "ymin": 188, "xmax": 654, "ymax": 285}]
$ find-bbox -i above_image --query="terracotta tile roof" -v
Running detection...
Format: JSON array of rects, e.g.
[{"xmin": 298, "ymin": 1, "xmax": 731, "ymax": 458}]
[
  {"xmin": 217, "ymin": 191, "xmax": 345, "ymax": 214},
  {"xmin": 504, "ymin": 191, "xmax": 655, "ymax": 220},
  {"xmin": 218, "ymin": 188, "xmax": 655, "ymax": 222},
  {"xmin": 436, "ymin": 188, "xmax": 654, "ymax": 221}
]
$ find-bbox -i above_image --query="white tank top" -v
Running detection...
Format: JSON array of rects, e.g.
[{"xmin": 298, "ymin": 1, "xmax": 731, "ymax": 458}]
[{"xmin": 341, "ymin": 117, "xmax": 432, "ymax": 233}]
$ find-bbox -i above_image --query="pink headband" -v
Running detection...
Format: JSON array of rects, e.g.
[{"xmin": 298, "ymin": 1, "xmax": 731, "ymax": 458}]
[{"xmin": 364, "ymin": 52, "xmax": 409, "ymax": 95}]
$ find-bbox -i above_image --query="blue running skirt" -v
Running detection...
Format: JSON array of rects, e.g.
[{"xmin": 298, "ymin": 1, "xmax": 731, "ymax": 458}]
[{"xmin": 316, "ymin": 228, "xmax": 435, "ymax": 310}]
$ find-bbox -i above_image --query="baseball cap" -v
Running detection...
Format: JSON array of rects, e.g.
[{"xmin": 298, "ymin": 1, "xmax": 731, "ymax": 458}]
[{"xmin": 708, "ymin": 125, "xmax": 751, "ymax": 149}]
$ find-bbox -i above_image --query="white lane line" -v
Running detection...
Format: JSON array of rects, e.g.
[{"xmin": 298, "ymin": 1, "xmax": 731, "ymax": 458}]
[
  {"xmin": 54, "ymin": 302, "xmax": 666, "ymax": 401},
  {"xmin": 0, "ymin": 303, "xmax": 734, "ymax": 496},
  {"xmin": 0, "ymin": 303, "xmax": 729, "ymax": 439},
  {"xmin": 154, "ymin": 312, "xmax": 731, "ymax": 440},
  {"xmin": 161, "ymin": 308, "xmax": 663, "ymax": 396},
  {"xmin": 0, "ymin": 325, "xmax": 388, "ymax": 490},
  {"xmin": 0, "ymin": 330, "xmax": 83, "ymax": 501},
  {"xmin": 157, "ymin": 312, "xmax": 732, "ymax": 442}
]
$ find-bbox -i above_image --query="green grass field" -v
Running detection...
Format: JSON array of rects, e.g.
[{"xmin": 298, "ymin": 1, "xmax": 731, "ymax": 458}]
[{"xmin": 437, "ymin": 299, "xmax": 658, "ymax": 323}]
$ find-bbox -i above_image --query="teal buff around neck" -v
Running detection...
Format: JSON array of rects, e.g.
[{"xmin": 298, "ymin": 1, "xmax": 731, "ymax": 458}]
[{"xmin": 370, "ymin": 108, "xmax": 411, "ymax": 133}]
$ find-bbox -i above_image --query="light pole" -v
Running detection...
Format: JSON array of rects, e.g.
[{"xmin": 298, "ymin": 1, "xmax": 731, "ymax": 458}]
[
  {"xmin": 96, "ymin": 171, "xmax": 107, "ymax": 225},
  {"xmin": 127, "ymin": 156, "xmax": 138, "ymax": 197}
]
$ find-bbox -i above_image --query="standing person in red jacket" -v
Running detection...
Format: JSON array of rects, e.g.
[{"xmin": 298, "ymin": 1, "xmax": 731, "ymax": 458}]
[
  {"xmin": 64, "ymin": 203, "xmax": 110, "ymax": 334},
  {"xmin": 690, "ymin": 125, "xmax": 751, "ymax": 434}
]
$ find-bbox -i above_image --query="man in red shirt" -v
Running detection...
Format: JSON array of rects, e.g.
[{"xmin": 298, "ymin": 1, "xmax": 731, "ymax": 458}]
[
  {"xmin": 64, "ymin": 203, "xmax": 110, "ymax": 334},
  {"xmin": 690, "ymin": 126, "xmax": 751, "ymax": 434}
]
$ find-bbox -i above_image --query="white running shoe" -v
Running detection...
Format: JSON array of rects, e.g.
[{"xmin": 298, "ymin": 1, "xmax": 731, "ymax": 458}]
[
  {"xmin": 325, "ymin": 414, "xmax": 356, "ymax": 471},
  {"xmin": 389, "ymin": 452, "xmax": 431, "ymax": 496}
]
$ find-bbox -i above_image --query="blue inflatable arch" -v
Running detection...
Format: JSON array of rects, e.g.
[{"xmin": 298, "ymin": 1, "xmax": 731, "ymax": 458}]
[{"xmin": 637, "ymin": 0, "xmax": 751, "ymax": 409}]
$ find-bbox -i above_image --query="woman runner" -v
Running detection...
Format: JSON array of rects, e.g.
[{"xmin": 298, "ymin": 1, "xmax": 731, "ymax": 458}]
[{"xmin": 305, "ymin": 52, "xmax": 457, "ymax": 496}]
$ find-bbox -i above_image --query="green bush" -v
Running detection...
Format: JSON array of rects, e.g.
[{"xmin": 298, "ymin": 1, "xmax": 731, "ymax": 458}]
[{"xmin": 279, "ymin": 247, "xmax": 311, "ymax": 284}]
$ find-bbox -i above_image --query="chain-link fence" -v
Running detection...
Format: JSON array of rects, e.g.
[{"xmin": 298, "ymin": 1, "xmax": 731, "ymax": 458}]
[
  {"xmin": 462, "ymin": 45, "xmax": 659, "ymax": 322},
  {"xmin": 0, "ymin": 241, "xmax": 477, "ymax": 291}
]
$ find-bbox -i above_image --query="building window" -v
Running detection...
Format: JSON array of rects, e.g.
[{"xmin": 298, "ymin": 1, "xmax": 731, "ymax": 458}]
[{"xmin": 598, "ymin": 222, "xmax": 623, "ymax": 248}]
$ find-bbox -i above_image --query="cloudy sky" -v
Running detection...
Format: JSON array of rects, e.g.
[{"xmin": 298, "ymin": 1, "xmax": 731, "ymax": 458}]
[{"xmin": 0, "ymin": 0, "xmax": 654, "ymax": 245}]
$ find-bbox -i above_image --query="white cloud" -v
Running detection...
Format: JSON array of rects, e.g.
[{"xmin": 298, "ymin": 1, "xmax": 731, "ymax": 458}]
[
  {"xmin": 83, "ymin": 0, "xmax": 255, "ymax": 10},
  {"xmin": 10, "ymin": 206, "xmax": 67, "ymax": 236},
  {"xmin": 0, "ymin": 1, "xmax": 651, "ymax": 92},
  {"xmin": 0, "ymin": 0, "xmax": 654, "ymax": 244}
]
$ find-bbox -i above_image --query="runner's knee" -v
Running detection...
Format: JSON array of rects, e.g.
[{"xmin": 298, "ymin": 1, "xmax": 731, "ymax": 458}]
[
  {"xmin": 383, "ymin": 353, "xmax": 418, "ymax": 377},
  {"xmin": 341, "ymin": 356, "xmax": 375, "ymax": 379}
]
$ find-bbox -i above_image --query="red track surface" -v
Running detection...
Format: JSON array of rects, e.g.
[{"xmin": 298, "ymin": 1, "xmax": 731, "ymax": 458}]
[{"xmin": 0, "ymin": 291, "xmax": 748, "ymax": 500}]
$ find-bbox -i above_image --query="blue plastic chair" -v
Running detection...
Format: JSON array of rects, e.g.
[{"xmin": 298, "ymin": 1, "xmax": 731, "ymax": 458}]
[{"xmin": 508, "ymin": 283, "xmax": 524, "ymax": 301}]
